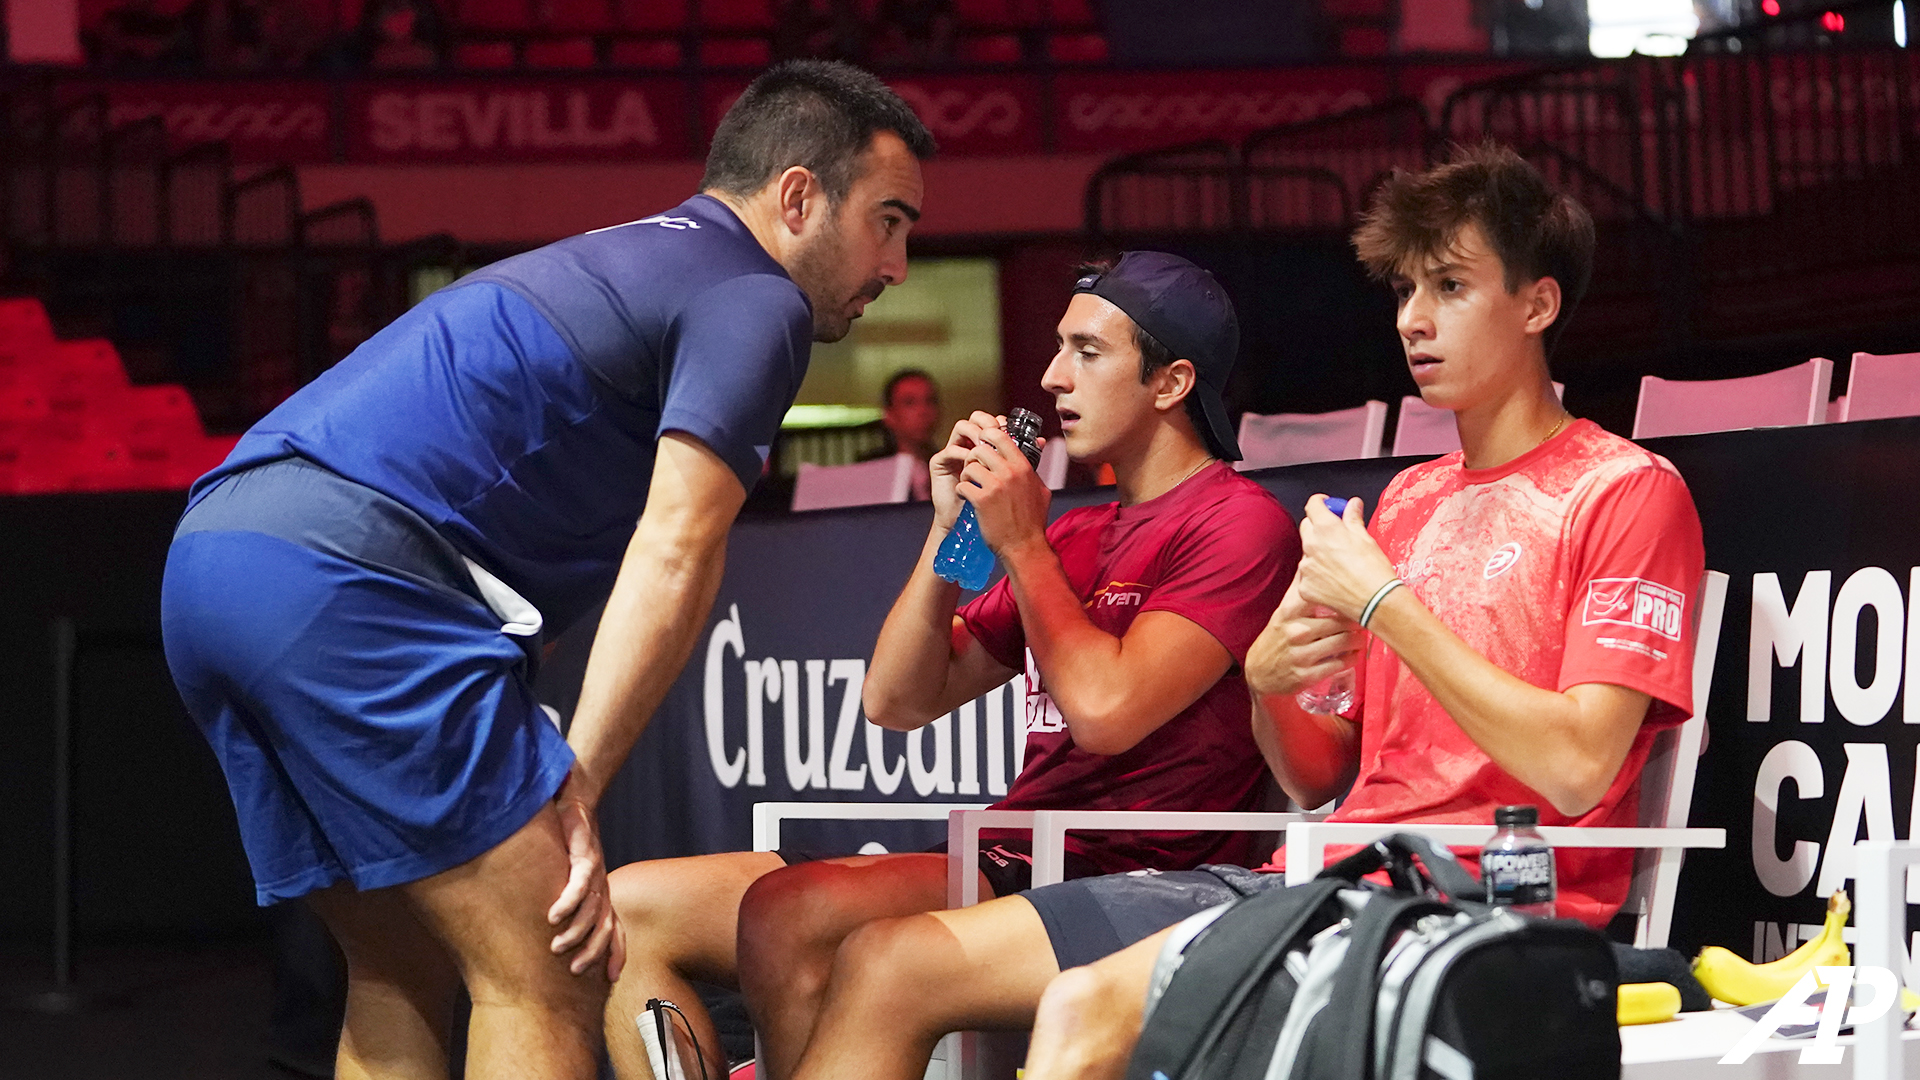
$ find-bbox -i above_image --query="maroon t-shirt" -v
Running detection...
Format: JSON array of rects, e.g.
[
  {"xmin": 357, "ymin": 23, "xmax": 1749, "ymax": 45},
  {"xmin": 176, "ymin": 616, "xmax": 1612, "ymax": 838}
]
[{"xmin": 958, "ymin": 462, "xmax": 1299, "ymax": 875}]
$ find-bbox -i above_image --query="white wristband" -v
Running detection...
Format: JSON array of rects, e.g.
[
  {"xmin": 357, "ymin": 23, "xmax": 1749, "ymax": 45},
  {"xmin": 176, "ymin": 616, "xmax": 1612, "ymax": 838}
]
[{"xmin": 1359, "ymin": 578, "xmax": 1406, "ymax": 629}]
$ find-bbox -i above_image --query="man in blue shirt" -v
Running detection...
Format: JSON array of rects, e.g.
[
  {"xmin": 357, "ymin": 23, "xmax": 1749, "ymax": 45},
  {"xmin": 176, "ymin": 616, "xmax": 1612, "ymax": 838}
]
[{"xmin": 161, "ymin": 60, "xmax": 933, "ymax": 1077}]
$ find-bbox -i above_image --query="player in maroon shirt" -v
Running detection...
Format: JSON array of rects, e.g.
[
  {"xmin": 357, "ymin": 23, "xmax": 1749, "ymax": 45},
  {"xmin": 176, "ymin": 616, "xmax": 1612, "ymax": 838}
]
[{"xmin": 603, "ymin": 252, "xmax": 1296, "ymax": 1080}]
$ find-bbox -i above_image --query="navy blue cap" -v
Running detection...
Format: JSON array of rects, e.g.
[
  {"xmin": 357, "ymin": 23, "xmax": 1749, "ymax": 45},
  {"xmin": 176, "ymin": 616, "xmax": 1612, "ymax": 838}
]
[{"xmin": 1073, "ymin": 251, "xmax": 1242, "ymax": 461}]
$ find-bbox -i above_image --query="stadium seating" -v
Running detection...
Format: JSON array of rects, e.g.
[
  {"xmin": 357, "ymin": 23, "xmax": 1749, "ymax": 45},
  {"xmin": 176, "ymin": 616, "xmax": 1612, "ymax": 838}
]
[{"xmin": 0, "ymin": 299, "xmax": 237, "ymax": 495}]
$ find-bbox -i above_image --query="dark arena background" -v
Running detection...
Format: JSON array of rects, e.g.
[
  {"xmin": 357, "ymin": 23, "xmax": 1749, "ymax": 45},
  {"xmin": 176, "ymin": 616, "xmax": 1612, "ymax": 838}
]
[{"xmin": 3, "ymin": 0, "xmax": 1920, "ymax": 1075}]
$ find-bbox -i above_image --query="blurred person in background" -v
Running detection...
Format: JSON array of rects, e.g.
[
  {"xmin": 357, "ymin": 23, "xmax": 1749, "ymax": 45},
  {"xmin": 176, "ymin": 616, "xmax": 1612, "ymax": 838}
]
[
  {"xmin": 872, "ymin": 0, "xmax": 956, "ymax": 65},
  {"xmin": 358, "ymin": 0, "xmax": 445, "ymax": 70},
  {"xmin": 88, "ymin": 0, "xmax": 197, "ymax": 71},
  {"xmin": 858, "ymin": 367, "xmax": 943, "ymax": 499},
  {"xmin": 191, "ymin": 0, "xmax": 323, "ymax": 71},
  {"xmin": 774, "ymin": 0, "xmax": 869, "ymax": 61}
]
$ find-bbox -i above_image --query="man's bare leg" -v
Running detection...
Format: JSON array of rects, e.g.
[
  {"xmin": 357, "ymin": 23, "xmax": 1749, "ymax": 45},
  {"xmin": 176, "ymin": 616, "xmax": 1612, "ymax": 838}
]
[
  {"xmin": 403, "ymin": 801, "xmax": 611, "ymax": 1079},
  {"xmin": 603, "ymin": 851, "xmax": 785, "ymax": 1079},
  {"xmin": 1023, "ymin": 927, "xmax": 1175, "ymax": 1080},
  {"xmin": 735, "ymin": 853, "xmax": 990, "ymax": 1080},
  {"xmin": 787, "ymin": 895, "xmax": 1061, "ymax": 1080},
  {"xmin": 306, "ymin": 885, "xmax": 462, "ymax": 1080}
]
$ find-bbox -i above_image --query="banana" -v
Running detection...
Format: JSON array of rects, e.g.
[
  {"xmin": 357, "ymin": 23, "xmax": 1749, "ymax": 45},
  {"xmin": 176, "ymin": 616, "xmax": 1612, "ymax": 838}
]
[
  {"xmin": 1692, "ymin": 889, "xmax": 1851, "ymax": 1006},
  {"xmin": 1618, "ymin": 981, "xmax": 1682, "ymax": 1025}
]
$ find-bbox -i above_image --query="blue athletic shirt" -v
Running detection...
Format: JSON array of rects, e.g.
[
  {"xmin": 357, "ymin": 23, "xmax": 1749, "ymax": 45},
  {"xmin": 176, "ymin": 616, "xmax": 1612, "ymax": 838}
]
[{"xmin": 190, "ymin": 194, "xmax": 813, "ymax": 635}]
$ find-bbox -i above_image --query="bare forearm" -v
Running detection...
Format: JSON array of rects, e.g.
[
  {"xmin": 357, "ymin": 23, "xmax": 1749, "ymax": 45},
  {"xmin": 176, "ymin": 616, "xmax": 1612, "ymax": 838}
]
[
  {"xmin": 568, "ymin": 530, "xmax": 729, "ymax": 807},
  {"xmin": 864, "ymin": 527, "xmax": 970, "ymax": 729},
  {"xmin": 1000, "ymin": 542, "xmax": 1165, "ymax": 754},
  {"xmin": 1363, "ymin": 589, "xmax": 1623, "ymax": 814},
  {"xmin": 1252, "ymin": 693, "xmax": 1358, "ymax": 810}
]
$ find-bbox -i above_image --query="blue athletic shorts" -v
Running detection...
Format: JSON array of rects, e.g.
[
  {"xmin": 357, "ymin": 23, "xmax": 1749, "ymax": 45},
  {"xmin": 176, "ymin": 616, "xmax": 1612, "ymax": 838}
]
[
  {"xmin": 1020, "ymin": 864, "xmax": 1286, "ymax": 970},
  {"xmin": 161, "ymin": 458, "xmax": 575, "ymax": 905}
]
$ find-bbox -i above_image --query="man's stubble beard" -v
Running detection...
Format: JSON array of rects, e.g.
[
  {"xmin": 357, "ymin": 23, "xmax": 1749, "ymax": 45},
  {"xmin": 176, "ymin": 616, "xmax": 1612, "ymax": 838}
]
[
  {"xmin": 791, "ymin": 211, "xmax": 886, "ymax": 345},
  {"xmin": 792, "ymin": 219, "xmax": 856, "ymax": 344}
]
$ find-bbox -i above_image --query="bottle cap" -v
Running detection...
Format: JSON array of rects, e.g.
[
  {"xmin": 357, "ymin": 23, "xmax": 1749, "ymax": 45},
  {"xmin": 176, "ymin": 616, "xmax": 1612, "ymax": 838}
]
[
  {"xmin": 1493, "ymin": 804, "xmax": 1539, "ymax": 827},
  {"xmin": 1005, "ymin": 408, "xmax": 1044, "ymax": 466}
]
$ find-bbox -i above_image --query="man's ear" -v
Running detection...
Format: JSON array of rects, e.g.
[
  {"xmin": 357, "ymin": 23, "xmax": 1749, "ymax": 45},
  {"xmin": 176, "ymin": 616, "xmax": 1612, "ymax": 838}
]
[
  {"xmin": 1154, "ymin": 358, "xmax": 1199, "ymax": 414},
  {"xmin": 774, "ymin": 165, "xmax": 821, "ymax": 236},
  {"xmin": 1521, "ymin": 275, "xmax": 1563, "ymax": 337}
]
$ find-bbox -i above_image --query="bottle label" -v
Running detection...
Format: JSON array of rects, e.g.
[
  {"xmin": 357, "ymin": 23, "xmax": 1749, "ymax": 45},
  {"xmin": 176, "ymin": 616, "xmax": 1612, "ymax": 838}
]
[{"xmin": 1481, "ymin": 849, "xmax": 1555, "ymax": 906}]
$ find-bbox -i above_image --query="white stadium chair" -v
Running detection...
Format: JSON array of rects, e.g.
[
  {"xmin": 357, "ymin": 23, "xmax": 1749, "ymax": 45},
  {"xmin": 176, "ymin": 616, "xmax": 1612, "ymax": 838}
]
[
  {"xmin": 1235, "ymin": 401, "xmax": 1387, "ymax": 470},
  {"xmin": 1632, "ymin": 358, "xmax": 1833, "ymax": 439},
  {"xmin": 1390, "ymin": 394, "xmax": 1461, "ymax": 457},
  {"xmin": 1036, "ymin": 435, "xmax": 1069, "ymax": 490},
  {"xmin": 1835, "ymin": 351, "xmax": 1920, "ymax": 423},
  {"xmin": 791, "ymin": 454, "xmax": 916, "ymax": 512}
]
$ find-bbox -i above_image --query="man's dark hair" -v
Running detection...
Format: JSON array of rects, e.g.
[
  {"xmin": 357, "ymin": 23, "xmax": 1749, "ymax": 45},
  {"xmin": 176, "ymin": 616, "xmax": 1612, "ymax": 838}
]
[
  {"xmin": 882, "ymin": 368, "xmax": 937, "ymax": 407},
  {"xmin": 1074, "ymin": 258, "xmax": 1201, "ymax": 431},
  {"xmin": 703, "ymin": 60, "xmax": 937, "ymax": 204},
  {"xmin": 1352, "ymin": 142, "xmax": 1596, "ymax": 355}
]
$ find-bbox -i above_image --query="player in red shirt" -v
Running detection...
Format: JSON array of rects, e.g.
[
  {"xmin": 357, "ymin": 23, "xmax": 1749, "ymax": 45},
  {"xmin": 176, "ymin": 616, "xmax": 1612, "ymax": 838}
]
[
  {"xmin": 780, "ymin": 144, "xmax": 1705, "ymax": 1080},
  {"xmin": 602, "ymin": 252, "xmax": 1297, "ymax": 1079}
]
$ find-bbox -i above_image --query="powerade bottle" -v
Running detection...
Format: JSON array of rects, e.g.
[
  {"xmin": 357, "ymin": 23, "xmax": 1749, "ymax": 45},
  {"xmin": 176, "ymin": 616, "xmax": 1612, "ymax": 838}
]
[
  {"xmin": 1481, "ymin": 804, "xmax": 1557, "ymax": 917},
  {"xmin": 933, "ymin": 407, "xmax": 1044, "ymax": 592}
]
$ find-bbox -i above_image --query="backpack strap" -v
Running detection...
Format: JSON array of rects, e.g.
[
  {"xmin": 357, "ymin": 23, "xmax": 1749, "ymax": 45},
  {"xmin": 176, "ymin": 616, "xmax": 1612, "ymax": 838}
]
[
  {"xmin": 1126, "ymin": 878, "xmax": 1347, "ymax": 1080},
  {"xmin": 1289, "ymin": 894, "xmax": 1453, "ymax": 1080},
  {"xmin": 1319, "ymin": 832, "xmax": 1487, "ymax": 904}
]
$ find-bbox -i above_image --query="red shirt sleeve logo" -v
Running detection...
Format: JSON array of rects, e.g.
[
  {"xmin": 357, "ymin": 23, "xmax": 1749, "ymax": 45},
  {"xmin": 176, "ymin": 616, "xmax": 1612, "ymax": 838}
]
[{"xmin": 1582, "ymin": 577, "xmax": 1686, "ymax": 641}]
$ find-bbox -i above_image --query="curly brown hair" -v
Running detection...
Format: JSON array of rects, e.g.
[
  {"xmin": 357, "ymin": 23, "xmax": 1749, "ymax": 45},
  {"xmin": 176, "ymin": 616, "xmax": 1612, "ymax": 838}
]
[{"xmin": 1352, "ymin": 142, "xmax": 1595, "ymax": 355}]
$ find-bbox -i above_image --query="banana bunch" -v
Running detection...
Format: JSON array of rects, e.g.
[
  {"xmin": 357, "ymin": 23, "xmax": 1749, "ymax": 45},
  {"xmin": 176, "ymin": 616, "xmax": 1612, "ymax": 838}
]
[
  {"xmin": 1618, "ymin": 982, "xmax": 1682, "ymax": 1025},
  {"xmin": 1692, "ymin": 889, "xmax": 1850, "ymax": 1007}
]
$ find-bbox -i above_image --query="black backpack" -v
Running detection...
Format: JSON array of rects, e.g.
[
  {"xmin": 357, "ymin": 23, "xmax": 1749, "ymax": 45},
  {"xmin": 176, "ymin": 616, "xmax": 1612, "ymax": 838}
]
[{"xmin": 1126, "ymin": 833, "xmax": 1621, "ymax": 1080}]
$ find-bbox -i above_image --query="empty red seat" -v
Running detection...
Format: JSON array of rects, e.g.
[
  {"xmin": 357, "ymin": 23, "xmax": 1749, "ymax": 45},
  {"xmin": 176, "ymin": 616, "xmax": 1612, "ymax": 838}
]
[
  {"xmin": 610, "ymin": 36, "xmax": 683, "ymax": 64},
  {"xmin": 1046, "ymin": 30, "xmax": 1105, "ymax": 62},
  {"xmin": 37, "ymin": 341, "xmax": 130, "ymax": 421},
  {"xmin": 537, "ymin": 0, "xmax": 614, "ymax": 30},
  {"xmin": 454, "ymin": 40, "xmax": 520, "ymax": 66},
  {"xmin": 0, "ymin": 298, "xmax": 56, "ymax": 348},
  {"xmin": 617, "ymin": 0, "xmax": 689, "ymax": 30},
  {"xmin": 701, "ymin": 0, "xmax": 772, "ymax": 31},
  {"xmin": 124, "ymin": 385, "xmax": 207, "ymax": 437},
  {"xmin": 0, "ymin": 386, "xmax": 49, "ymax": 421},
  {"xmin": 526, "ymin": 36, "xmax": 600, "ymax": 65},
  {"xmin": 698, "ymin": 35, "xmax": 771, "ymax": 65},
  {"xmin": 954, "ymin": 0, "xmax": 1039, "ymax": 29},
  {"xmin": 456, "ymin": 0, "xmax": 533, "ymax": 29},
  {"xmin": 1048, "ymin": 0, "xmax": 1095, "ymax": 28},
  {"xmin": 957, "ymin": 31, "xmax": 1022, "ymax": 63}
]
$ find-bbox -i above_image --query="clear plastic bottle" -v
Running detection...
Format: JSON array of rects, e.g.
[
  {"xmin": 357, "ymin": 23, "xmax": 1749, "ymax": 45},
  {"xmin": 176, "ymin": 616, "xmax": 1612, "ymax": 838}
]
[
  {"xmin": 1481, "ymin": 804, "xmax": 1557, "ymax": 917},
  {"xmin": 1295, "ymin": 496, "xmax": 1355, "ymax": 715},
  {"xmin": 933, "ymin": 408, "xmax": 1044, "ymax": 592},
  {"xmin": 1295, "ymin": 639, "xmax": 1356, "ymax": 715}
]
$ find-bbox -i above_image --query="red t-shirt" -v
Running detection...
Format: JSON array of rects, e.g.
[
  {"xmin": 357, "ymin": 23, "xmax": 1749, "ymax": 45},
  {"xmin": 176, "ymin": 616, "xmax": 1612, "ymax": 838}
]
[
  {"xmin": 1256, "ymin": 420, "xmax": 1705, "ymax": 927},
  {"xmin": 960, "ymin": 461, "xmax": 1299, "ymax": 875}
]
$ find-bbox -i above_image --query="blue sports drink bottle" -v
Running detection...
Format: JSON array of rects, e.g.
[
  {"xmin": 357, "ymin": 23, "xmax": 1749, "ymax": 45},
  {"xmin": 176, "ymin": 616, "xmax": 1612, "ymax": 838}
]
[{"xmin": 933, "ymin": 408, "xmax": 1045, "ymax": 591}]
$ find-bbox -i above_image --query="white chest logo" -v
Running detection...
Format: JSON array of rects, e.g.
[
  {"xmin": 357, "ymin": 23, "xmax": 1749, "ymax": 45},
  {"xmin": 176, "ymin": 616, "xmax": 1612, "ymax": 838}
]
[
  {"xmin": 1483, "ymin": 542, "xmax": 1523, "ymax": 579},
  {"xmin": 588, "ymin": 214, "xmax": 701, "ymax": 234}
]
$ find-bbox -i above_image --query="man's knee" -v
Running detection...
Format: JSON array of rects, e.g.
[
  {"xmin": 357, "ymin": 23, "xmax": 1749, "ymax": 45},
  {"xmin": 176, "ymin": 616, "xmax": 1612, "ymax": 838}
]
[
  {"xmin": 737, "ymin": 861, "xmax": 860, "ymax": 963},
  {"xmin": 826, "ymin": 914, "xmax": 945, "ymax": 1007},
  {"xmin": 1036, "ymin": 965, "xmax": 1119, "ymax": 1030},
  {"xmin": 609, "ymin": 860, "xmax": 691, "ymax": 944}
]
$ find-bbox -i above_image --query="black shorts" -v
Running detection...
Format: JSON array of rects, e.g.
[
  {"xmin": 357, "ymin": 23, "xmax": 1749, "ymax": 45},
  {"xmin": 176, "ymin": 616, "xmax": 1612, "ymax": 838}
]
[
  {"xmin": 775, "ymin": 839, "xmax": 1103, "ymax": 901},
  {"xmin": 1020, "ymin": 864, "xmax": 1287, "ymax": 970}
]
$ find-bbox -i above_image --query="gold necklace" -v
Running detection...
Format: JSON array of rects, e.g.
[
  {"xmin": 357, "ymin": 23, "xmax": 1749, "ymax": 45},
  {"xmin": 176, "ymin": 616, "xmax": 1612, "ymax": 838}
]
[{"xmin": 1539, "ymin": 412, "xmax": 1571, "ymax": 448}]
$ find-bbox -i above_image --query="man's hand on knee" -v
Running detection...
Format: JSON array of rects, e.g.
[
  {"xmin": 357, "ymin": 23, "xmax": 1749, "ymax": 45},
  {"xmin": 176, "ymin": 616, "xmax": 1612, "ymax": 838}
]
[{"xmin": 549, "ymin": 766, "xmax": 625, "ymax": 981}]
